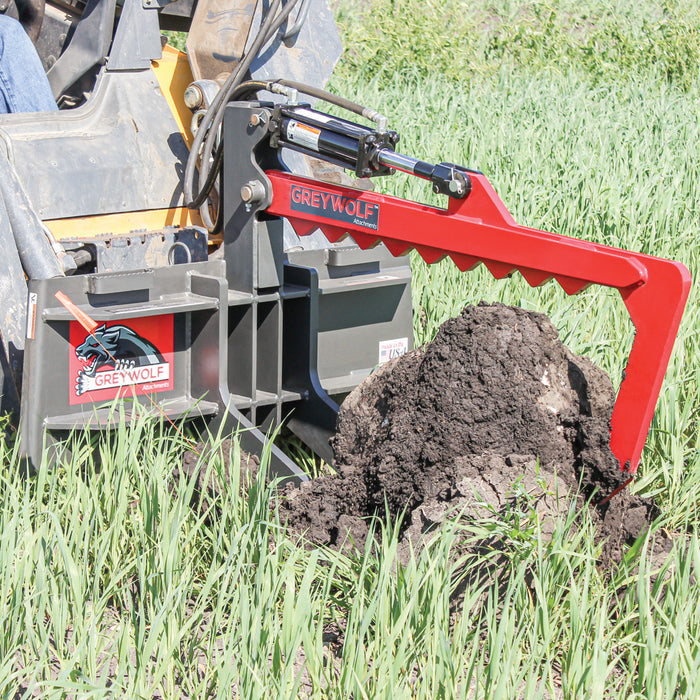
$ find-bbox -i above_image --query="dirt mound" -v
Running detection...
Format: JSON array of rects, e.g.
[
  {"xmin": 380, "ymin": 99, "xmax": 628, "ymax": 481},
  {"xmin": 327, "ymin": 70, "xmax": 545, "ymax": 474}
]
[{"xmin": 280, "ymin": 303, "xmax": 653, "ymax": 565}]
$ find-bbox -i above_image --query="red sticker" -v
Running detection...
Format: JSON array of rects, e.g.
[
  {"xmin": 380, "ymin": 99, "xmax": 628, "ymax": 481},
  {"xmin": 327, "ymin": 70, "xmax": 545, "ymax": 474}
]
[{"xmin": 69, "ymin": 315, "xmax": 174, "ymax": 406}]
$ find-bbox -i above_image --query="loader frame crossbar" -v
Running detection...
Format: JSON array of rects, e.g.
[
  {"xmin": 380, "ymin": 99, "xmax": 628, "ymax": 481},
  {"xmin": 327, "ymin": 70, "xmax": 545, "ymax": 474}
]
[{"xmin": 265, "ymin": 169, "xmax": 691, "ymax": 475}]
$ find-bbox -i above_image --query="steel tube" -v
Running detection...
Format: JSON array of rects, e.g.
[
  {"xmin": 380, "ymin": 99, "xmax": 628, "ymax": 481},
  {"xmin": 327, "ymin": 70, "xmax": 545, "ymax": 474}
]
[{"xmin": 376, "ymin": 149, "xmax": 419, "ymax": 174}]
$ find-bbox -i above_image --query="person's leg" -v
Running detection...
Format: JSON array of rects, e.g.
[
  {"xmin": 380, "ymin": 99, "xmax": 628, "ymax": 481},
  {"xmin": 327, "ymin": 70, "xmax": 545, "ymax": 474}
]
[{"xmin": 0, "ymin": 15, "xmax": 57, "ymax": 114}]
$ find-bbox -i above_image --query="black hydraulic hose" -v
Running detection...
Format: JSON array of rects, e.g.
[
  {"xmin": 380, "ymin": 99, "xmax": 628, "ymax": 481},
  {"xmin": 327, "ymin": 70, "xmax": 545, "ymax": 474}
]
[
  {"xmin": 198, "ymin": 200, "xmax": 215, "ymax": 232},
  {"xmin": 281, "ymin": 0, "xmax": 310, "ymax": 40},
  {"xmin": 193, "ymin": 146, "xmax": 223, "ymax": 213},
  {"xmin": 183, "ymin": 0, "xmax": 283, "ymax": 207},
  {"xmin": 184, "ymin": 0, "xmax": 302, "ymax": 213},
  {"xmin": 195, "ymin": 0, "xmax": 301, "ymax": 193},
  {"xmin": 188, "ymin": 82, "xmax": 268, "ymax": 210},
  {"xmin": 263, "ymin": 0, "xmax": 306, "ymax": 43},
  {"xmin": 275, "ymin": 80, "xmax": 381, "ymax": 122}
]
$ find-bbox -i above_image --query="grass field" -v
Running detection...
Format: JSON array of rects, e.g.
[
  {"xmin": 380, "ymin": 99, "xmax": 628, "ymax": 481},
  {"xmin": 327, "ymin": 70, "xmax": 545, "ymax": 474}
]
[{"xmin": 4, "ymin": 0, "xmax": 700, "ymax": 696}]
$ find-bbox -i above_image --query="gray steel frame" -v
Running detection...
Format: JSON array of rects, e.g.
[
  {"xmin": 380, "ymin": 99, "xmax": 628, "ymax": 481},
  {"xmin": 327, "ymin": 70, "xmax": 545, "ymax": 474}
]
[
  {"xmin": 220, "ymin": 100, "xmax": 413, "ymax": 463},
  {"xmin": 19, "ymin": 260, "xmax": 312, "ymax": 480},
  {"xmin": 16, "ymin": 102, "xmax": 413, "ymax": 479},
  {"xmin": 3, "ymin": 0, "xmax": 413, "ymax": 479}
]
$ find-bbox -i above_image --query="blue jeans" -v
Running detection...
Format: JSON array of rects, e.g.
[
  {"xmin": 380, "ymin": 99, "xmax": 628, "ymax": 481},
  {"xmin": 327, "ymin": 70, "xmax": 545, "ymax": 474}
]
[{"xmin": 0, "ymin": 15, "xmax": 57, "ymax": 113}]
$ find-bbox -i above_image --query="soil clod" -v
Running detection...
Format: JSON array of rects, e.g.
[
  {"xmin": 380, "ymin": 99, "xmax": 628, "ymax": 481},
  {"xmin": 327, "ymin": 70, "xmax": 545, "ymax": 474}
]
[{"xmin": 280, "ymin": 303, "xmax": 655, "ymax": 565}]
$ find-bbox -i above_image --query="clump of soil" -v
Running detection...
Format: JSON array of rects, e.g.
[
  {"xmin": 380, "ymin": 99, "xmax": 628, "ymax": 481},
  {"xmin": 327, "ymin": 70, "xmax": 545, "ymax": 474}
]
[{"xmin": 280, "ymin": 302, "xmax": 654, "ymax": 565}]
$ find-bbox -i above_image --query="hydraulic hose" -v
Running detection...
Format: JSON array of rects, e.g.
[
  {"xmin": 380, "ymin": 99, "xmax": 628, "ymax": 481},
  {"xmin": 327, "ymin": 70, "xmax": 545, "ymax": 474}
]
[
  {"xmin": 194, "ymin": 0, "xmax": 299, "ymax": 198},
  {"xmin": 188, "ymin": 81, "xmax": 269, "ymax": 211},
  {"xmin": 184, "ymin": 0, "xmax": 303, "ymax": 217},
  {"xmin": 281, "ymin": 0, "xmax": 310, "ymax": 40},
  {"xmin": 274, "ymin": 79, "xmax": 388, "ymax": 130}
]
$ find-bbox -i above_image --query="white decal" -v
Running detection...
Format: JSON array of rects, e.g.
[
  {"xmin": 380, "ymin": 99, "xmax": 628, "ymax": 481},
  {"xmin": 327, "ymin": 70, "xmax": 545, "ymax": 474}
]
[
  {"xmin": 378, "ymin": 337, "xmax": 409, "ymax": 365},
  {"xmin": 76, "ymin": 362, "xmax": 170, "ymax": 396},
  {"xmin": 287, "ymin": 120, "xmax": 321, "ymax": 150},
  {"xmin": 26, "ymin": 292, "xmax": 37, "ymax": 340}
]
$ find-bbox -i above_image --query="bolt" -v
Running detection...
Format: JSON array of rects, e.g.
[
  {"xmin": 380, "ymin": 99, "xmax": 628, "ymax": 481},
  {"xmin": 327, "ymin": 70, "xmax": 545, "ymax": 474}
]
[
  {"xmin": 184, "ymin": 84, "xmax": 203, "ymax": 110},
  {"xmin": 449, "ymin": 179, "xmax": 464, "ymax": 195},
  {"xmin": 249, "ymin": 112, "xmax": 267, "ymax": 127},
  {"xmin": 184, "ymin": 85, "xmax": 202, "ymax": 110},
  {"xmin": 240, "ymin": 180, "xmax": 266, "ymax": 204}
]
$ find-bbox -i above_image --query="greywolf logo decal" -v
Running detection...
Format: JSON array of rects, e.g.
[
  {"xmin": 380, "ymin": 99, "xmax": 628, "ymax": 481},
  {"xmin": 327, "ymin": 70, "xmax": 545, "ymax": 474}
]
[
  {"xmin": 75, "ymin": 324, "xmax": 168, "ymax": 396},
  {"xmin": 290, "ymin": 184, "xmax": 380, "ymax": 230}
]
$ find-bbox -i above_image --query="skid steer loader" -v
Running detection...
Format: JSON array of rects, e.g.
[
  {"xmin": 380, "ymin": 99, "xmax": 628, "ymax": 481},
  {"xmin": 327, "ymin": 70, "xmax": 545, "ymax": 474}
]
[{"xmin": 0, "ymin": 0, "xmax": 691, "ymax": 481}]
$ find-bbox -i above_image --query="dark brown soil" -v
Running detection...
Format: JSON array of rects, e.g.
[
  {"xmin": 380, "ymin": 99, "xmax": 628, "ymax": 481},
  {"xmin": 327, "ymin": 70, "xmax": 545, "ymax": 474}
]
[{"xmin": 279, "ymin": 302, "xmax": 655, "ymax": 565}]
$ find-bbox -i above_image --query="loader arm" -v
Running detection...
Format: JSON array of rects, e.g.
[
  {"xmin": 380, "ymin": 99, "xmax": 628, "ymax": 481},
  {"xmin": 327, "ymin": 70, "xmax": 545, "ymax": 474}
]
[{"xmin": 264, "ymin": 169, "xmax": 691, "ymax": 475}]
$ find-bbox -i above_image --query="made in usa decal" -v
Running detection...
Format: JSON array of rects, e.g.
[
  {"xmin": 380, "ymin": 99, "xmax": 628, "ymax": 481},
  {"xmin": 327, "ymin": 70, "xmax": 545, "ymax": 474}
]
[
  {"xmin": 290, "ymin": 184, "xmax": 380, "ymax": 230},
  {"xmin": 68, "ymin": 315, "xmax": 174, "ymax": 405}
]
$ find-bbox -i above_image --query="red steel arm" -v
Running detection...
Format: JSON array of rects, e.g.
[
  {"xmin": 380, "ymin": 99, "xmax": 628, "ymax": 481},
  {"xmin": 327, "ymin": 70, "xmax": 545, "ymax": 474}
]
[{"xmin": 266, "ymin": 169, "xmax": 691, "ymax": 474}]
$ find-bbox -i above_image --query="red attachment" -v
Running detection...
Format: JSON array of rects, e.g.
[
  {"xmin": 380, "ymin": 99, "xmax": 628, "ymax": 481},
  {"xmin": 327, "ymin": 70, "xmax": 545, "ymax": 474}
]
[{"xmin": 265, "ymin": 170, "xmax": 691, "ymax": 474}]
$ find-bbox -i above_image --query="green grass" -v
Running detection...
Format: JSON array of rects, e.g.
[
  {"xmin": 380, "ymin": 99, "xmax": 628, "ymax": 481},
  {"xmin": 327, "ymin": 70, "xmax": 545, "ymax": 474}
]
[
  {"xmin": 335, "ymin": 0, "xmax": 700, "ymax": 90},
  {"xmin": 326, "ymin": 0, "xmax": 700, "ymax": 508},
  {"xmin": 2, "ymin": 424, "xmax": 699, "ymax": 697},
  {"xmin": 5, "ymin": 0, "xmax": 700, "ymax": 696}
]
